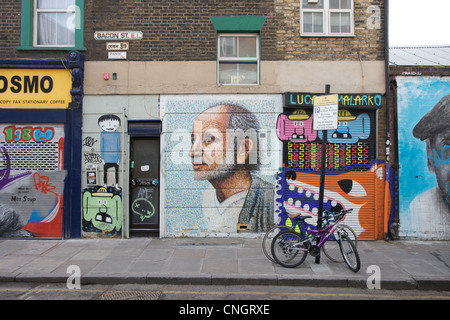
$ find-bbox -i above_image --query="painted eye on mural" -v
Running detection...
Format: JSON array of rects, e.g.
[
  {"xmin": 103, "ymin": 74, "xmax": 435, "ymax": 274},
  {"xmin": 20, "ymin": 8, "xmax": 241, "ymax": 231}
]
[
  {"xmin": 203, "ymin": 135, "xmax": 216, "ymax": 145},
  {"xmin": 338, "ymin": 179, "xmax": 367, "ymax": 197}
]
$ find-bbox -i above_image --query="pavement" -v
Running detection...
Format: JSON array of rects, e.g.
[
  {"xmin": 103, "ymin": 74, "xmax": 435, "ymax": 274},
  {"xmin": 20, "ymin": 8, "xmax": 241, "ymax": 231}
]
[{"xmin": 0, "ymin": 237, "xmax": 449, "ymax": 291}]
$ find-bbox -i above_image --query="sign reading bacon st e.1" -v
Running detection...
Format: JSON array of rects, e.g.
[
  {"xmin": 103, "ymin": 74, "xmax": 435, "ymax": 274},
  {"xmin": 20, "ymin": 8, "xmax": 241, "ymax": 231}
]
[{"xmin": 94, "ymin": 31, "xmax": 143, "ymax": 40}]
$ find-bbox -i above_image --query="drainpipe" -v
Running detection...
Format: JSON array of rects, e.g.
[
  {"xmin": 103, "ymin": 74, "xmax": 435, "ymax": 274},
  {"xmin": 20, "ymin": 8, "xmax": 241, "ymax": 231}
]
[
  {"xmin": 383, "ymin": 0, "xmax": 391, "ymax": 240},
  {"xmin": 384, "ymin": 0, "xmax": 390, "ymax": 163}
]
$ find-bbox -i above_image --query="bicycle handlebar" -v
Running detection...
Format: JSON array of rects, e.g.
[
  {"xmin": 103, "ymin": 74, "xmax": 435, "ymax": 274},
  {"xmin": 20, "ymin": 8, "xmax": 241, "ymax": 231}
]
[{"xmin": 322, "ymin": 208, "xmax": 353, "ymax": 222}]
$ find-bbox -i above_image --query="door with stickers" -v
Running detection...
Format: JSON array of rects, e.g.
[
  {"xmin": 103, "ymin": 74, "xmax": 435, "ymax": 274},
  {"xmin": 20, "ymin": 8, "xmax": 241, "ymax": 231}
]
[{"xmin": 129, "ymin": 137, "xmax": 160, "ymax": 236}]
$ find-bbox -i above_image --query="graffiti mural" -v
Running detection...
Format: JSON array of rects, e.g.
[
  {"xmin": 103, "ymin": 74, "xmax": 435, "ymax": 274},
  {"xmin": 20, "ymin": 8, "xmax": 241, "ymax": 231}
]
[
  {"xmin": 82, "ymin": 113, "xmax": 123, "ymax": 238},
  {"xmin": 276, "ymin": 102, "xmax": 387, "ymax": 240},
  {"xmin": 397, "ymin": 76, "xmax": 450, "ymax": 239},
  {"xmin": 278, "ymin": 108, "xmax": 375, "ymax": 171},
  {"xmin": 0, "ymin": 124, "xmax": 65, "ymax": 238},
  {"xmin": 161, "ymin": 95, "xmax": 281, "ymax": 236},
  {"xmin": 276, "ymin": 162, "xmax": 388, "ymax": 239},
  {"xmin": 82, "ymin": 186, "xmax": 122, "ymax": 236}
]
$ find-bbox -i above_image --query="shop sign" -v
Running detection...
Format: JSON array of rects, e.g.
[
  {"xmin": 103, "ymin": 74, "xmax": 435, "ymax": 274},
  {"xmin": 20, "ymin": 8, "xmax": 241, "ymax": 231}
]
[
  {"xmin": 285, "ymin": 92, "xmax": 383, "ymax": 109},
  {"xmin": 0, "ymin": 69, "xmax": 72, "ymax": 109}
]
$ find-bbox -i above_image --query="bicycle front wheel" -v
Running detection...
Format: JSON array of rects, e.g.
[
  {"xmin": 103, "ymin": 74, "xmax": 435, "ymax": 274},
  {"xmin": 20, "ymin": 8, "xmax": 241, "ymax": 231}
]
[
  {"xmin": 271, "ymin": 230, "xmax": 308, "ymax": 268},
  {"xmin": 339, "ymin": 233, "xmax": 361, "ymax": 272},
  {"xmin": 262, "ymin": 225, "xmax": 291, "ymax": 263},
  {"xmin": 322, "ymin": 224, "xmax": 358, "ymax": 263}
]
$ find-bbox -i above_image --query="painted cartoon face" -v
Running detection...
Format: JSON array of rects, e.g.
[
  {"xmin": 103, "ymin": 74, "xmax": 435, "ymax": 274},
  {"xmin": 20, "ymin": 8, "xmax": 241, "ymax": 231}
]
[
  {"xmin": 319, "ymin": 111, "xmax": 371, "ymax": 144},
  {"xmin": 428, "ymin": 132, "xmax": 450, "ymax": 206},
  {"xmin": 276, "ymin": 111, "xmax": 317, "ymax": 143},
  {"xmin": 99, "ymin": 119, "xmax": 120, "ymax": 132},
  {"xmin": 82, "ymin": 187, "xmax": 122, "ymax": 232}
]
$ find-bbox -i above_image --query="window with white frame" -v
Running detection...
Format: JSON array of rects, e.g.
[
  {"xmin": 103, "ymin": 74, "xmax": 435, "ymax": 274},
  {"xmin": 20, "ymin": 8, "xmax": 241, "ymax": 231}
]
[
  {"xmin": 217, "ymin": 34, "xmax": 260, "ymax": 85},
  {"xmin": 301, "ymin": 0, "xmax": 354, "ymax": 36},
  {"xmin": 34, "ymin": 0, "xmax": 76, "ymax": 47}
]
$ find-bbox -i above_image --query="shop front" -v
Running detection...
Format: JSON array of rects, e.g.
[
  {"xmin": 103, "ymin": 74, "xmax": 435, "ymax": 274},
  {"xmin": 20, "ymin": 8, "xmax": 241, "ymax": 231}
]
[
  {"xmin": 0, "ymin": 52, "xmax": 84, "ymax": 239},
  {"xmin": 276, "ymin": 92, "xmax": 391, "ymax": 240}
]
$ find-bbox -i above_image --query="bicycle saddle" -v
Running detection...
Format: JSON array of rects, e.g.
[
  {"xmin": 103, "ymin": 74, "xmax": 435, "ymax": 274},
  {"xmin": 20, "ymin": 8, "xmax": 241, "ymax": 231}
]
[{"xmin": 288, "ymin": 213, "xmax": 312, "ymax": 220}]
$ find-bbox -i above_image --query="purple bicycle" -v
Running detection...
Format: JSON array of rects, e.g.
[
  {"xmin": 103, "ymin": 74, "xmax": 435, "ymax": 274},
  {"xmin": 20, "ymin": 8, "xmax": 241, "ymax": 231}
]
[{"xmin": 271, "ymin": 208, "xmax": 361, "ymax": 272}]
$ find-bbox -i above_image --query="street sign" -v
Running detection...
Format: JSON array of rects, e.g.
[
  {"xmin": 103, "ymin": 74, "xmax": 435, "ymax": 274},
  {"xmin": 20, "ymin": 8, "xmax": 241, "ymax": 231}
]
[
  {"xmin": 313, "ymin": 94, "xmax": 339, "ymax": 131},
  {"xmin": 106, "ymin": 42, "xmax": 129, "ymax": 51},
  {"xmin": 94, "ymin": 31, "xmax": 143, "ymax": 40},
  {"xmin": 108, "ymin": 52, "xmax": 127, "ymax": 60}
]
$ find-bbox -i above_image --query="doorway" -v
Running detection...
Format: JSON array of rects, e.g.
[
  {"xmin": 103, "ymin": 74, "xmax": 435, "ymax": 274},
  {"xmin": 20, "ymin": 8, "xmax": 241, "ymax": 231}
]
[{"xmin": 129, "ymin": 137, "xmax": 160, "ymax": 237}]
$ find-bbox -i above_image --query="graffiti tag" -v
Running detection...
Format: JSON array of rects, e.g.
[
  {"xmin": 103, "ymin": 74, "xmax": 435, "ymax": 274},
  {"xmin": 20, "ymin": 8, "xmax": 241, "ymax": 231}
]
[{"xmin": 33, "ymin": 173, "xmax": 58, "ymax": 196}]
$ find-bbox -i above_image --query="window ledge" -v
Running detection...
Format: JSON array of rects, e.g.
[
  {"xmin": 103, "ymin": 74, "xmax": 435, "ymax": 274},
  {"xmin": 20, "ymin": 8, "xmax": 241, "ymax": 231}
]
[
  {"xmin": 300, "ymin": 34, "xmax": 355, "ymax": 38},
  {"xmin": 17, "ymin": 46, "xmax": 86, "ymax": 51}
]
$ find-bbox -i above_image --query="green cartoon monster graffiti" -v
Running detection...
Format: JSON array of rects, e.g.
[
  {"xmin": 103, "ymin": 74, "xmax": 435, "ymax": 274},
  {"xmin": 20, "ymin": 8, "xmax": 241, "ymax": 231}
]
[{"xmin": 82, "ymin": 186, "xmax": 122, "ymax": 235}]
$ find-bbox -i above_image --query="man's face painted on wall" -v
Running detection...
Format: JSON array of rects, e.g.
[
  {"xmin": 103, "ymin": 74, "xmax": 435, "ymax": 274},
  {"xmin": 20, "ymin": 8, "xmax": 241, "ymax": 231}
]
[
  {"xmin": 427, "ymin": 130, "xmax": 450, "ymax": 206},
  {"xmin": 189, "ymin": 106, "xmax": 235, "ymax": 181}
]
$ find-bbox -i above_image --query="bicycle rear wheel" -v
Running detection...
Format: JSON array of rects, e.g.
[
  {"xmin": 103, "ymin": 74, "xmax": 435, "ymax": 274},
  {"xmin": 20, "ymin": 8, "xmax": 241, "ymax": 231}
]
[
  {"xmin": 339, "ymin": 233, "xmax": 361, "ymax": 272},
  {"xmin": 271, "ymin": 230, "xmax": 308, "ymax": 268},
  {"xmin": 322, "ymin": 224, "xmax": 357, "ymax": 263},
  {"xmin": 262, "ymin": 225, "xmax": 291, "ymax": 263}
]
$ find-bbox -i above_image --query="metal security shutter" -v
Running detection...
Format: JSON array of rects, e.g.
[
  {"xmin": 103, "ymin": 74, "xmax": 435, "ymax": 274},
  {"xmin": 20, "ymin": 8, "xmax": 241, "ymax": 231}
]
[{"xmin": 277, "ymin": 108, "xmax": 378, "ymax": 240}]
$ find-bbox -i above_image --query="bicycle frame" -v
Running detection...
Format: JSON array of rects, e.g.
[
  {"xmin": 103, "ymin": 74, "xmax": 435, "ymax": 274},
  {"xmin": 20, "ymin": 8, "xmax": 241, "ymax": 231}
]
[{"xmin": 287, "ymin": 212, "xmax": 347, "ymax": 252}]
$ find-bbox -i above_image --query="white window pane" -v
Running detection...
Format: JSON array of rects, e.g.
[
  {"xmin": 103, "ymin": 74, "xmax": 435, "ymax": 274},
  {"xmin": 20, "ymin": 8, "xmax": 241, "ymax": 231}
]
[
  {"xmin": 330, "ymin": 12, "xmax": 350, "ymax": 33},
  {"xmin": 313, "ymin": 12, "xmax": 323, "ymax": 33},
  {"xmin": 238, "ymin": 37, "xmax": 257, "ymax": 58},
  {"xmin": 302, "ymin": 0, "xmax": 324, "ymax": 9},
  {"xmin": 37, "ymin": 0, "xmax": 75, "ymax": 9},
  {"xmin": 340, "ymin": 12, "xmax": 350, "ymax": 32},
  {"xmin": 330, "ymin": 0, "xmax": 339, "ymax": 9},
  {"xmin": 238, "ymin": 64, "xmax": 257, "ymax": 84},
  {"xmin": 341, "ymin": 0, "xmax": 351, "ymax": 9},
  {"xmin": 330, "ymin": 12, "xmax": 340, "ymax": 33},
  {"xmin": 220, "ymin": 37, "xmax": 237, "ymax": 57},
  {"xmin": 37, "ymin": 12, "xmax": 75, "ymax": 45},
  {"xmin": 303, "ymin": 12, "xmax": 313, "ymax": 33},
  {"xmin": 219, "ymin": 63, "xmax": 257, "ymax": 85},
  {"xmin": 219, "ymin": 63, "xmax": 237, "ymax": 84},
  {"xmin": 330, "ymin": 0, "xmax": 351, "ymax": 9}
]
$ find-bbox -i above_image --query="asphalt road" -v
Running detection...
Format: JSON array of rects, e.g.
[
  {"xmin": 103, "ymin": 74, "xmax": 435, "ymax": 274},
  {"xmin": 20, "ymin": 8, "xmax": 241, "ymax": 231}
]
[{"xmin": 0, "ymin": 282, "xmax": 449, "ymax": 301}]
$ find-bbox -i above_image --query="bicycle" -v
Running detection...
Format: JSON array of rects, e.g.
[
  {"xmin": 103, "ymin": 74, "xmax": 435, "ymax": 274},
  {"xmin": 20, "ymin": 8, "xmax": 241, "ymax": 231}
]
[
  {"xmin": 263, "ymin": 210, "xmax": 357, "ymax": 263},
  {"xmin": 271, "ymin": 208, "xmax": 361, "ymax": 272}
]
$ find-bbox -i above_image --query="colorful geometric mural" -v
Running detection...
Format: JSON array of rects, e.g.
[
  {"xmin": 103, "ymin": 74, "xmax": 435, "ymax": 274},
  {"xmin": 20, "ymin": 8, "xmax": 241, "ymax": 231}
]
[{"xmin": 276, "ymin": 104, "xmax": 387, "ymax": 240}]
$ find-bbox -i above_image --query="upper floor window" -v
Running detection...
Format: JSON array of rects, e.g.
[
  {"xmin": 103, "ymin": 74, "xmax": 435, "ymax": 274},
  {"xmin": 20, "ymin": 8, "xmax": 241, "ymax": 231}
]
[
  {"xmin": 34, "ymin": 0, "xmax": 76, "ymax": 47},
  {"xmin": 210, "ymin": 16, "xmax": 266, "ymax": 86},
  {"xmin": 18, "ymin": 0, "xmax": 85, "ymax": 51},
  {"xmin": 218, "ymin": 34, "xmax": 259, "ymax": 85},
  {"xmin": 301, "ymin": 0, "xmax": 354, "ymax": 36}
]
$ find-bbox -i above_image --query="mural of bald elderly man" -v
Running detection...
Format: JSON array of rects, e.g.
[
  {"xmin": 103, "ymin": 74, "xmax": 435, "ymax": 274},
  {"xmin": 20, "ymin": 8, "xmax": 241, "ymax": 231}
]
[{"xmin": 190, "ymin": 104, "xmax": 274, "ymax": 233}]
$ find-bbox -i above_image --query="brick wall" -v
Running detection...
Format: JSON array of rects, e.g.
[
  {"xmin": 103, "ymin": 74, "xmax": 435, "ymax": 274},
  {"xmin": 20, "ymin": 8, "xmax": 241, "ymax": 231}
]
[
  {"xmin": 0, "ymin": 0, "xmax": 385, "ymax": 62},
  {"xmin": 275, "ymin": 0, "xmax": 385, "ymax": 61},
  {"xmin": 84, "ymin": 0, "xmax": 280, "ymax": 61}
]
